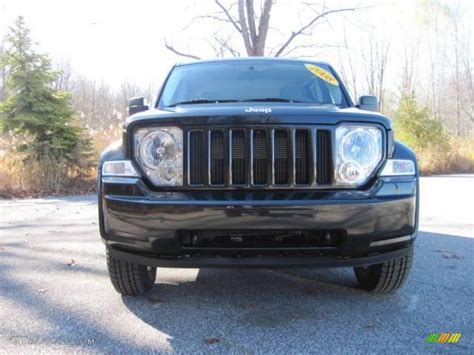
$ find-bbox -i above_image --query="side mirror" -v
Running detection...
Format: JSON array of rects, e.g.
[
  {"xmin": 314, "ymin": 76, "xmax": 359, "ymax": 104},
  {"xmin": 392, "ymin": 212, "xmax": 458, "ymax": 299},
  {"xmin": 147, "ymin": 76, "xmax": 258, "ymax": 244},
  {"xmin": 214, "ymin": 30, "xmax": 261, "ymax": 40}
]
[
  {"xmin": 128, "ymin": 97, "xmax": 149, "ymax": 116},
  {"xmin": 357, "ymin": 96, "xmax": 379, "ymax": 112}
]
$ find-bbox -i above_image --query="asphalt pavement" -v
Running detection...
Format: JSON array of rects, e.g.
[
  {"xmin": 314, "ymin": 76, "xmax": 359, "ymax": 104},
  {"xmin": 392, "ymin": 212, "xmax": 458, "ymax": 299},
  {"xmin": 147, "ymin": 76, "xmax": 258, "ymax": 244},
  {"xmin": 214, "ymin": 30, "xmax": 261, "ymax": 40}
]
[{"xmin": 0, "ymin": 176, "xmax": 473, "ymax": 354}]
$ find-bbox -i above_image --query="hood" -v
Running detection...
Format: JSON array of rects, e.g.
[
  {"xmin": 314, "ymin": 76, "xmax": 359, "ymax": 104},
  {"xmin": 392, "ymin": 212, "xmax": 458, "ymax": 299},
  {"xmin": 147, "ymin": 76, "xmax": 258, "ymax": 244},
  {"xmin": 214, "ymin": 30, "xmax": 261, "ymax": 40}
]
[{"xmin": 125, "ymin": 102, "xmax": 392, "ymax": 129}]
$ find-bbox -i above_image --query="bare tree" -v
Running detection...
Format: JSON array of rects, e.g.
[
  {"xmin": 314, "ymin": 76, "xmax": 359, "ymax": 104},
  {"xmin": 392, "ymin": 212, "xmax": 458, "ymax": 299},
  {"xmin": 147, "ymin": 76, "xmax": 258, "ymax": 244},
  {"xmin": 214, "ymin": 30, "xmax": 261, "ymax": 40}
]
[
  {"xmin": 455, "ymin": 25, "xmax": 473, "ymax": 138},
  {"xmin": 116, "ymin": 81, "xmax": 149, "ymax": 119},
  {"xmin": 420, "ymin": 0, "xmax": 473, "ymax": 137},
  {"xmin": 53, "ymin": 59, "xmax": 73, "ymax": 91},
  {"xmin": 361, "ymin": 33, "xmax": 389, "ymax": 112},
  {"xmin": 460, "ymin": 38, "xmax": 473, "ymax": 125},
  {"xmin": 0, "ymin": 38, "xmax": 7, "ymax": 101},
  {"xmin": 70, "ymin": 77, "xmax": 116, "ymax": 130},
  {"xmin": 164, "ymin": 40, "xmax": 201, "ymax": 60},
  {"xmin": 400, "ymin": 37, "xmax": 419, "ymax": 97},
  {"xmin": 443, "ymin": 3, "xmax": 463, "ymax": 135},
  {"xmin": 165, "ymin": 0, "xmax": 364, "ymax": 59},
  {"xmin": 69, "ymin": 76, "xmax": 151, "ymax": 131},
  {"xmin": 337, "ymin": 28, "xmax": 359, "ymax": 102}
]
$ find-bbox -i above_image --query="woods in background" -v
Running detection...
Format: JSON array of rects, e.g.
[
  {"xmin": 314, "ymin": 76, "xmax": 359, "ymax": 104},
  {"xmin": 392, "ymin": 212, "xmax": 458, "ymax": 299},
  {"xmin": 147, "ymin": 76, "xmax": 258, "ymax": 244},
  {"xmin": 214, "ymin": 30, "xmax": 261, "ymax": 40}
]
[
  {"xmin": 0, "ymin": 17, "xmax": 150, "ymax": 195},
  {"xmin": 0, "ymin": 0, "xmax": 473, "ymax": 196},
  {"xmin": 161, "ymin": 0, "xmax": 474, "ymax": 174},
  {"xmin": 0, "ymin": 17, "xmax": 94, "ymax": 194}
]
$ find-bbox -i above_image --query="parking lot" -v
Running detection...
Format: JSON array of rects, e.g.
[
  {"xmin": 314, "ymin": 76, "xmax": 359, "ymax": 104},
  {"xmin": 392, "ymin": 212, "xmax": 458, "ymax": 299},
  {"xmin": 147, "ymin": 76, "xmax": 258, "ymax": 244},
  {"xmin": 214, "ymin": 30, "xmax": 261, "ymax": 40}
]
[{"xmin": 0, "ymin": 176, "xmax": 473, "ymax": 353}]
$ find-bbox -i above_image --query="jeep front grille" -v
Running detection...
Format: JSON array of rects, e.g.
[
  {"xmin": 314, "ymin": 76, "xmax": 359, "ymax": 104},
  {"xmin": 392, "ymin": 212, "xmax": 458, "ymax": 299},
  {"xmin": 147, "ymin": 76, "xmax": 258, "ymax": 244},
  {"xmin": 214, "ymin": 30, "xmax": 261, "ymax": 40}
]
[
  {"xmin": 178, "ymin": 229, "xmax": 344, "ymax": 256},
  {"xmin": 187, "ymin": 127, "xmax": 333, "ymax": 188}
]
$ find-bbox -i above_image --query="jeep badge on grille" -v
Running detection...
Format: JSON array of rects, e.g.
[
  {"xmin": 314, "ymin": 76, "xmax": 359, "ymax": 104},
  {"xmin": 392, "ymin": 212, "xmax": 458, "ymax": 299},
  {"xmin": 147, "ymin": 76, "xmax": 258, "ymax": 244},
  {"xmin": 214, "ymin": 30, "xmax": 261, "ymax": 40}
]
[{"xmin": 245, "ymin": 107, "xmax": 272, "ymax": 114}]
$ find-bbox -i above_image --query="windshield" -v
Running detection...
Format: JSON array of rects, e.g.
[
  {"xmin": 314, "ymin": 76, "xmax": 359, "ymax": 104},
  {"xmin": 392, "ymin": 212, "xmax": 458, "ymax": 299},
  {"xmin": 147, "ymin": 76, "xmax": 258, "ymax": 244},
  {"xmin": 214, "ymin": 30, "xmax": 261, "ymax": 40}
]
[{"xmin": 158, "ymin": 60, "xmax": 348, "ymax": 107}]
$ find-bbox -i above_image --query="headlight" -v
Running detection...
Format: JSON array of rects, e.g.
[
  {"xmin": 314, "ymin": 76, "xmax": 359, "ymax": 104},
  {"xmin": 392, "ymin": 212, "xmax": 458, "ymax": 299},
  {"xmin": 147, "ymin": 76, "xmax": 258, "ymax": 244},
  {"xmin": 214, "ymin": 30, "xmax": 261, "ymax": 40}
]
[
  {"xmin": 134, "ymin": 127, "xmax": 183, "ymax": 186},
  {"xmin": 335, "ymin": 126, "xmax": 383, "ymax": 185}
]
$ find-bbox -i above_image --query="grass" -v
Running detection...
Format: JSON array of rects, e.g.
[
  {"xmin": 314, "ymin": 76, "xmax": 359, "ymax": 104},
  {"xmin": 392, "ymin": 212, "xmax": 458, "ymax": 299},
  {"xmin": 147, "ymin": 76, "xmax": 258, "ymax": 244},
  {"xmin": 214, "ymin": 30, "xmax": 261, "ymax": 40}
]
[
  {"xmin": 0, "ymin": 152, "xmax": 96, "ymax": 198},
  {"xmin": 0, "ymin": 126, "xmax": 121, "ymax": 198},
  {"xmin": 416, "ymin": 137, "xmax": 474, "ymax": 175}
]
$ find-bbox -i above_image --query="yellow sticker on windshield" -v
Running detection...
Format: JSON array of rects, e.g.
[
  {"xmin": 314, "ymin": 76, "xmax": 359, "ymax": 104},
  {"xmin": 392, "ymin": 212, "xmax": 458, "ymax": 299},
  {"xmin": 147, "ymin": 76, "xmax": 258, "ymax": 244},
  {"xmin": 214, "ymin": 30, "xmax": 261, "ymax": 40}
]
[{"xmin": 304, "ymin": 64, "xmax": 339, "ymax": 86}]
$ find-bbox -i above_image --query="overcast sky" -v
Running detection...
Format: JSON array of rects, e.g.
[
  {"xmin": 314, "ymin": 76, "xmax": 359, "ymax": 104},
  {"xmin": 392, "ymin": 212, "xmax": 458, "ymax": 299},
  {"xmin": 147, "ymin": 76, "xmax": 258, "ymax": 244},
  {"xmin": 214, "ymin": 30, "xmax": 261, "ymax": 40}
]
[{"xmin": 1, "ymin": 0, "xmax": 473, "ymax": 95}]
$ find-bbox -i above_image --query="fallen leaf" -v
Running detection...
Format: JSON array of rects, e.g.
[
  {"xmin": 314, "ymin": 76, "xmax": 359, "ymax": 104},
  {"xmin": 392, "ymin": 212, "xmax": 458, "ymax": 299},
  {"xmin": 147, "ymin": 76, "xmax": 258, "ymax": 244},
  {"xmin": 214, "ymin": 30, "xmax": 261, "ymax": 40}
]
[
  {"xmin": 434, "ymin": 250, "xmax": 462, "ymax": 259},
  {"xmin": 204, "ymin": 337, "xmax": 221, "ymax": 345},
  {"xmin": 147, "ymin": 294, "xmax": 163, "ymax": 304},
  {"xmin": 67, "ymin": 259, "xmax": 76, "ymax": 267},
  {"xmin": 290, "ymin": 313, "xmax": 304, "ymax": 320},
  {"xmin": 441, "ymin": 252, "xmax": 462, "ymax": 259},
  {"xmin": 240, "ymin": 303, "xmax": 257, "ymax": 309}
]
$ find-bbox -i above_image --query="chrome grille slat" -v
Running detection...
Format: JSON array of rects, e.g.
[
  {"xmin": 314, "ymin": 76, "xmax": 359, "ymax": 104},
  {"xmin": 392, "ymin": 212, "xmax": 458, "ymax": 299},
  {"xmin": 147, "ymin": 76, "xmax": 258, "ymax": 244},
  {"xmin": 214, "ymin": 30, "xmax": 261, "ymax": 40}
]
[
  {"xmin": 291, "ymin": 129, "xmax": 296, "ymax": 186},
  {"xmin": 311, "ymin": 128, "xmax": 317, "ymax": 186}
]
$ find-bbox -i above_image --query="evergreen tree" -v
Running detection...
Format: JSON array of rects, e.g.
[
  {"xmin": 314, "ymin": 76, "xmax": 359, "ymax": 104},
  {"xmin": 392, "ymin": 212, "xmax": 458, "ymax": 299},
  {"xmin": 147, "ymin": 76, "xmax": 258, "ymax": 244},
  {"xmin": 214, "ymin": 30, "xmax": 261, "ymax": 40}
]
[
  {"xmin": 394, "ymin": 94, "xmax": 450, "ymax": 152},
  {"xmin": 0, "ymin": 16, "xmax": 91, "ymax": 166}
]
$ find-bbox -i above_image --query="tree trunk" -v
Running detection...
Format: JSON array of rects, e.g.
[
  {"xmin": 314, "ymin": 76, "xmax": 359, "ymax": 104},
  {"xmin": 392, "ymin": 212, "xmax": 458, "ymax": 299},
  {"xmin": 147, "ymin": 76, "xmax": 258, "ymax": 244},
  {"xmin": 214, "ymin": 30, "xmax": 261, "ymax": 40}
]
[{"xmin": 238, "ymin": 0, "xmax": 254, "ymax": 55}]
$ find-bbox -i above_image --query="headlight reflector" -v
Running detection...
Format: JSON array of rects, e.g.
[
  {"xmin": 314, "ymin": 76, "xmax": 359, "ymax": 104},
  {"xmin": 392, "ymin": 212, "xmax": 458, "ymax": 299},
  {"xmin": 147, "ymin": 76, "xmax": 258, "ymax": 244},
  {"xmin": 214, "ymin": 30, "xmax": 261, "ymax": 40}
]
[
  {"xmin": 338, "ymin": 161, "xmax": 363, "ymax": 184},
  {"xmin": 336, "ymin": 126, "xmax": 382, "ymax": 185},
  {"xmin": 340, "ymin": 128, "xmax": 380, "ymax": 167},
  {"xmin": 139, "ymin": 130, "xmax": 179, "ymax": 169},
  {"xmin": 135, "ymin": 127, "xmax": 183, "ymax": 186}
]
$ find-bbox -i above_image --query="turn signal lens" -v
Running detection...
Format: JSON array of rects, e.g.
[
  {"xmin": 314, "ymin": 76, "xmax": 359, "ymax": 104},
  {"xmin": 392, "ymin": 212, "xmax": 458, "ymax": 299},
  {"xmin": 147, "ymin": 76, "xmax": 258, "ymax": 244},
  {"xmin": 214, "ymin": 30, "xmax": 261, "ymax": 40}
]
[
  {"xmin": 102, "ymin": 160, "xmax": 139, "ymax": 177},
  {"xmin": 380, "ymin": 159, "xmax": 415, "ymax": 176}
]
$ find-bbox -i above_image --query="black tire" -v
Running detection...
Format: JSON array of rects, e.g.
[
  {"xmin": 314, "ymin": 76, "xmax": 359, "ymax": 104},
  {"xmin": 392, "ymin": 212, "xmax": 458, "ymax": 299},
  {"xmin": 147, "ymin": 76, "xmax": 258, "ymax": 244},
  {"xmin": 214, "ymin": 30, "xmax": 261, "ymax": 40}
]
[
  {"xmin": 106, "ymin": 247, "xmax": 156, "ymax": 296},
  {"xmin": 354, "ymin": 250, "xmax": 413, "ymax": 293}
]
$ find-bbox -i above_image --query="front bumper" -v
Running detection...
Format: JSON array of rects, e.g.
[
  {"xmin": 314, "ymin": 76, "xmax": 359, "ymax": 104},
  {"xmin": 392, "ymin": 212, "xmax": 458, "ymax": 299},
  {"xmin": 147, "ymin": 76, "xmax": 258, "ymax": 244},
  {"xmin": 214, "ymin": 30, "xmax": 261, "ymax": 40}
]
[
  {"xmin": 108, "ymin": 245, "xmax": 414, "ymax": 268},
  {"xmin": 99, "ymin": 175, "xmax": 418, "ymax": 267}
]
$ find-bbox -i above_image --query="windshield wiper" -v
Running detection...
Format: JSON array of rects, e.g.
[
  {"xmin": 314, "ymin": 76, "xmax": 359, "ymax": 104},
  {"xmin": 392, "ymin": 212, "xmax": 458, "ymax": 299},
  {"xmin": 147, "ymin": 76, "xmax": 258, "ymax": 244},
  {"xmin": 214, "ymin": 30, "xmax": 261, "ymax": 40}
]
[
  {"xmin": 168, "ymin": 99, "xmax": 239, "ymax": 107},
  {"xmin": 242, "ymin": 98, "xmax": 309, "ymax": 103},
  {"xmin": 168, "ymin": 97, "xmax": 312, "ymax": 107}
]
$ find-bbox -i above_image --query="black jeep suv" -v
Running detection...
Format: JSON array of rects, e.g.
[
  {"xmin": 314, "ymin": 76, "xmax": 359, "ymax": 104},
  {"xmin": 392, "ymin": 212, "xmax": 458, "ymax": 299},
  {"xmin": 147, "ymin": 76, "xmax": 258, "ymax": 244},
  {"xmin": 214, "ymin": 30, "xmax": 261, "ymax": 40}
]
[{"xmin": 98, "ymin": 58, "xmax": 418, "ymax": 295}]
